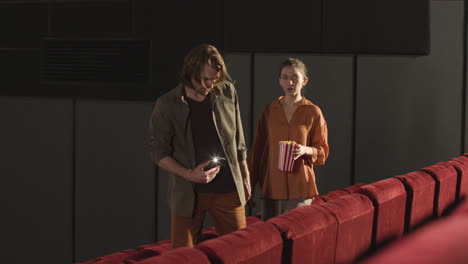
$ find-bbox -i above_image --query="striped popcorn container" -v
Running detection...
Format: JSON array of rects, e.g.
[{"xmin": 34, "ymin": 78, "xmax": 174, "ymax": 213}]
[{"xmin": 278, "ymin": 140, "xmax": 297, "ymax": 172}]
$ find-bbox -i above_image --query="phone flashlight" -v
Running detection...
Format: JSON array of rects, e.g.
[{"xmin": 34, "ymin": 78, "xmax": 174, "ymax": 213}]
[{"xmin": 203, "ymin": 157, "xmax": 225, "ymax": 171}]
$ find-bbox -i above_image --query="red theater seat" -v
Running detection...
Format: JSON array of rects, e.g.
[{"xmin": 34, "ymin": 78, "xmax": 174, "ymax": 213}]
[
  {"xmin": 357, "ymin": 178, "xmax": 406, "ymax": 247},
  {"xmin": 395, "ymin": 171, "xmax": 436, "ymax": 231},
  {"xmin": 312, "ymin": 195, "xmax": 327, "ymax": 205},
  {"xmin": 200, "ymin": 215, "xmax": 262, "ymax": 241},
  {"xmin": 267, "ymin": 205, "xmax": 337, "ymax": 264},
  {"xmin": 81, "ymin": 249, "xmax": 138, "ymax": 264},
  {"xmin": 341, "ymin": 182, "xmax": 366, "ymax": 194},
  {"xmin": 450, "ymin": 198, "xmax": 468, "ymax": 216},
  {"xmin": 358, "ymin": 215, "xmax": 468, "ymax": 264},
  {"xmin": 79, "ymin": 217, "xmax": 262, "ymax": 264},
  {"xmin": 320, "ymin": 189, "xmax": 350, "ymax": 202},
  {"xmin": 195, "ymin": 221, "xmax": 283, "ymax": 264},
  {"xmin": 320, "ymin": 193, "xmax": 374, "ymax": 264},
  {"xmin": 443, "ymin": 155, "xmax": 468, "ymax": 199},
  {"xmin": 312, "ymin": 183, "xmax": 366, "ymax": 205},
  {"xmin": 122, "ymin": 240, "xmax": 171, "ymax": 264},
  {"xmin": 420, "ymin": 163, "xmax": 458, "ymax": 216},
  {"xmin": 135, "ymin": 240, "xmax": 171, "ymax": 250},
  {"xmin": 136, "ymin": 247, "xmax": 210, "ymax": 264}
]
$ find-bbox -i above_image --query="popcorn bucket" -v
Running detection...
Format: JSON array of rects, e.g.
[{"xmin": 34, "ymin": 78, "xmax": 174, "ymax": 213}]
[{"xmin": 278, "ymin": 141, "xmax": 296, "ymax": 172}]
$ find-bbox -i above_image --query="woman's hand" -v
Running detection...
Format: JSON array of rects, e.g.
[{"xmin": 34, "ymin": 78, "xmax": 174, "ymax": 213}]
[{"xmin": 293, "ymin": 144, "xmax": 313, "ymax": 160}]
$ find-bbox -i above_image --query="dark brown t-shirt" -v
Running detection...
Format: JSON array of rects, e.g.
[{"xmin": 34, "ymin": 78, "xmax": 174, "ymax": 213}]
[{"xmin": 187, "ymin": 96, "xmax": 237, "ymax": 193}]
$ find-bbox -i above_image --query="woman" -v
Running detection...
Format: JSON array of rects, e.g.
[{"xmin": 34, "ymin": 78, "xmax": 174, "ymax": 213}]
[{"xmin": 248, "ymin": 58, "xmax": 329, "ymax": 221}]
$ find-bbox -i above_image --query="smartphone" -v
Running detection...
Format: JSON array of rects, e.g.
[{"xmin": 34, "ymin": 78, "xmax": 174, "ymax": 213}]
[
  {"xmin": 203, "ymin": 160, "xmax": 219, "ymax": 171},
  {"xmin": 203, "ymin": 157, "xmax": 225, "ymax": 171}
]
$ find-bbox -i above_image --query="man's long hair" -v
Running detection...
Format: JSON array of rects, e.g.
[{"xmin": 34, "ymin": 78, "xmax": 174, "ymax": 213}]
[{"xmin": 180, "ymin": 44, "xmax": 231, "ymax": 89}]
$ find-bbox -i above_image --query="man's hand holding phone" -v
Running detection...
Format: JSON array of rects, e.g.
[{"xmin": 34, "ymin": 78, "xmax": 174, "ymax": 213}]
[{"xmin": 183, "ymin": 160, "xmax": 220, "ymax": 183}]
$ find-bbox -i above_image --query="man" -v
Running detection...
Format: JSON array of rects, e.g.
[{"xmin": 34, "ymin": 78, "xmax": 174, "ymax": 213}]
[{"xmin": 149, "ymin": 44, "xmax": 251, "ymax": 249}]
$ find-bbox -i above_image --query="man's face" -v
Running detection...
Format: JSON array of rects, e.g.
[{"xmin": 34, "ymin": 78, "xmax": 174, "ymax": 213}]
[{"xmin": 191, "ymin": 64, "xmax": 220, "ymax": 96}]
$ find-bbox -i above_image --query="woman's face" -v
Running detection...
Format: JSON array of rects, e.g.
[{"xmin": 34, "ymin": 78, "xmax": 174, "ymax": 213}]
[{"xmin": 279, "ymin": 66, "xmax": 308, "ymax": 97}]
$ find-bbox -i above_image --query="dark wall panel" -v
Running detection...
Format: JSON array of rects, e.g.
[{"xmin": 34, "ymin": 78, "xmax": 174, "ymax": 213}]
[
  {"xmin": 355, "ymin": 1, "xmax": 463, "ymax": 183},
  {"xmin": 1, "ymin": 50, "xmax": 40, "ymax": 96},
  {"xmin": 225, "ymin": 53, "xmax": 253, "ymax": 146},
  {"xmin": 465, "ymin": 0, "xmax": 468, "ymax": 153},
  {"xmin": 356, "ymin": 0, "xmax": 429, "ymax": 54},
  {"xmin": 1, "ymin": 0, "xmax": 432, "ymax": 101},
  {"xmin": 324, "ymin": 0, "xmax": 430, "ymax": 54},
  {"xmin": 75, "ymin": 100, "xmax": 155, "ymax": 262},
  {"xmin": 322, "ymin": 0, "xmax": 355, "ymax": 52},
  {"xmin": 0, "ymin": 3, "xmax": 48, "ymax": 48},
  {"xmin": 134, "ymin": 0, "xmax": 223, "ymax": 100},
  {"xmin": 304, "ymin": 55, "xmax": 354, "ymax": 192},
  {"xmin": 224, "ymin": 0, "xmax": 322, "ymax": 52},
  {"xmin": 51, "ymin": 1, "xmax": 131, "ymax": 37},
  {"xmin": 0, "ymin": 97, "xmax": 73, "ymax": 264},
  {"xmin": 156, "ymin": 168, "xmax": 171, "ymax": 241},
  {"xmin": 38, "ymin": 38, "xmax": 151, "ymax": 100},
  {"xmin": 225, "ymin": 53, "xmax": 256, "ymax": 215}
]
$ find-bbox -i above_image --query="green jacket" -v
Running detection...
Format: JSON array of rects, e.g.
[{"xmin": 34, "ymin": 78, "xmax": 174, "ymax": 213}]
[{"xmin": 149, "ymin": 82, "xmax": 247, "ymax": 217}]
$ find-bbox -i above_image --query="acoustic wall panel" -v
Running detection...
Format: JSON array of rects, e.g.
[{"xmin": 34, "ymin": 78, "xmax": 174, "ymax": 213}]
[
  {"xmin": 465, "ymin": 0, "xmax": 468, "ymax": 153},
  {"xmin": 323, "ymin": 0, "xmax": 430, "ymax": 54},
  {"xmin": 0, "ymin": 97, "xmax": 74, "ymax": 264},
  {"xmin": 224, "ymin": 0, "xmax": 322, "ymax": 52},
  {"xmin": 0, "ymin": 2, "xmax": 49, "ymax": 48},
  {"xmin": 225, "ymin": 53, "xmax": 253, "ymax": 146},
  {"xmin": 156, "ymin": 167, "xmax": 171, "ymax": 241},
  {"xmin": 0, "ymin": 50, "xmax": 40, "ymax": 96},
  {"xmin": 51, "ymin": 1, "xmax": 131, "ymax": 37},
  {"xmin": 253, "ymin": 54, "xmax": 354, "ymax": 193},
  {"xmin": 75, "ymin": 99, "xmax": 155, "ymax": 262},
  {"xmin": 41, "ymin": 39, "xmax": 150, "ymax": 84},
  {"xmin": 135, "ymin": 0, "xmax": 223, "ymax": 100},
  {"xmin": 322, "ymin": 0, "xmax": 354, "ymax": 53},
  {"xmin": 225, "ymin": 0, "xmax": 429, "ymax": 54},
  {"xmin": 225, "ymin": 53, "xmax": 256, "ymax": 215},
  {"xmin": 355, "ymin": 1, "xmax": 463, "ymax": 183}
]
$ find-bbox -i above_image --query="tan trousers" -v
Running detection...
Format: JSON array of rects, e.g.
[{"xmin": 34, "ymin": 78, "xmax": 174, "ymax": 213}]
[
  {"xmin": 261, "ymin": 197, "xmax": 313, "ymax": 221},
  {"xmin": 171, "ymin": 192, "xmax": 246, "ymax": 249}
]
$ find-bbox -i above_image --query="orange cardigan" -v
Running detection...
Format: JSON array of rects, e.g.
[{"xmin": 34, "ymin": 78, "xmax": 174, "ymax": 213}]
[{"xmin": 248, "ymin": 97, "xmax": 329, "ymax": 200}]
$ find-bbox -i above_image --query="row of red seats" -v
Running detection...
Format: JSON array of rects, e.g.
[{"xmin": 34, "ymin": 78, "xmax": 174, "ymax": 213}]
[
  {"xmin": 359, "ymin": 198, "xmax": 468, "ymax": 264},
  {"xmin": 76, "ymin": 217, "xmax": 263, "ymax": 264},
  {"xmin": 79, "ymin": 154, "xmax": 468, "ymax": 264}
]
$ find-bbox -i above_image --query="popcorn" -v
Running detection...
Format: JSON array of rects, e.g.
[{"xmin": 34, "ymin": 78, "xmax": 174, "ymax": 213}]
[{"xmin": 278, "ymin": 140, "xmax": 297, "ymax": 172}]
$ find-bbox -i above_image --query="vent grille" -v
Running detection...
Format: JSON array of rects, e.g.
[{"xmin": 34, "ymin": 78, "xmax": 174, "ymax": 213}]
[{"xmin": 41, "ymin": 39, "xmax": 150, "ymax": 83}]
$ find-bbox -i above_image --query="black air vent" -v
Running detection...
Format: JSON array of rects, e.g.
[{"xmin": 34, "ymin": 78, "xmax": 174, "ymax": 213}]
[{"xmin": 41, "ymin": 39, "xmax": 150, "ymax": 83}]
